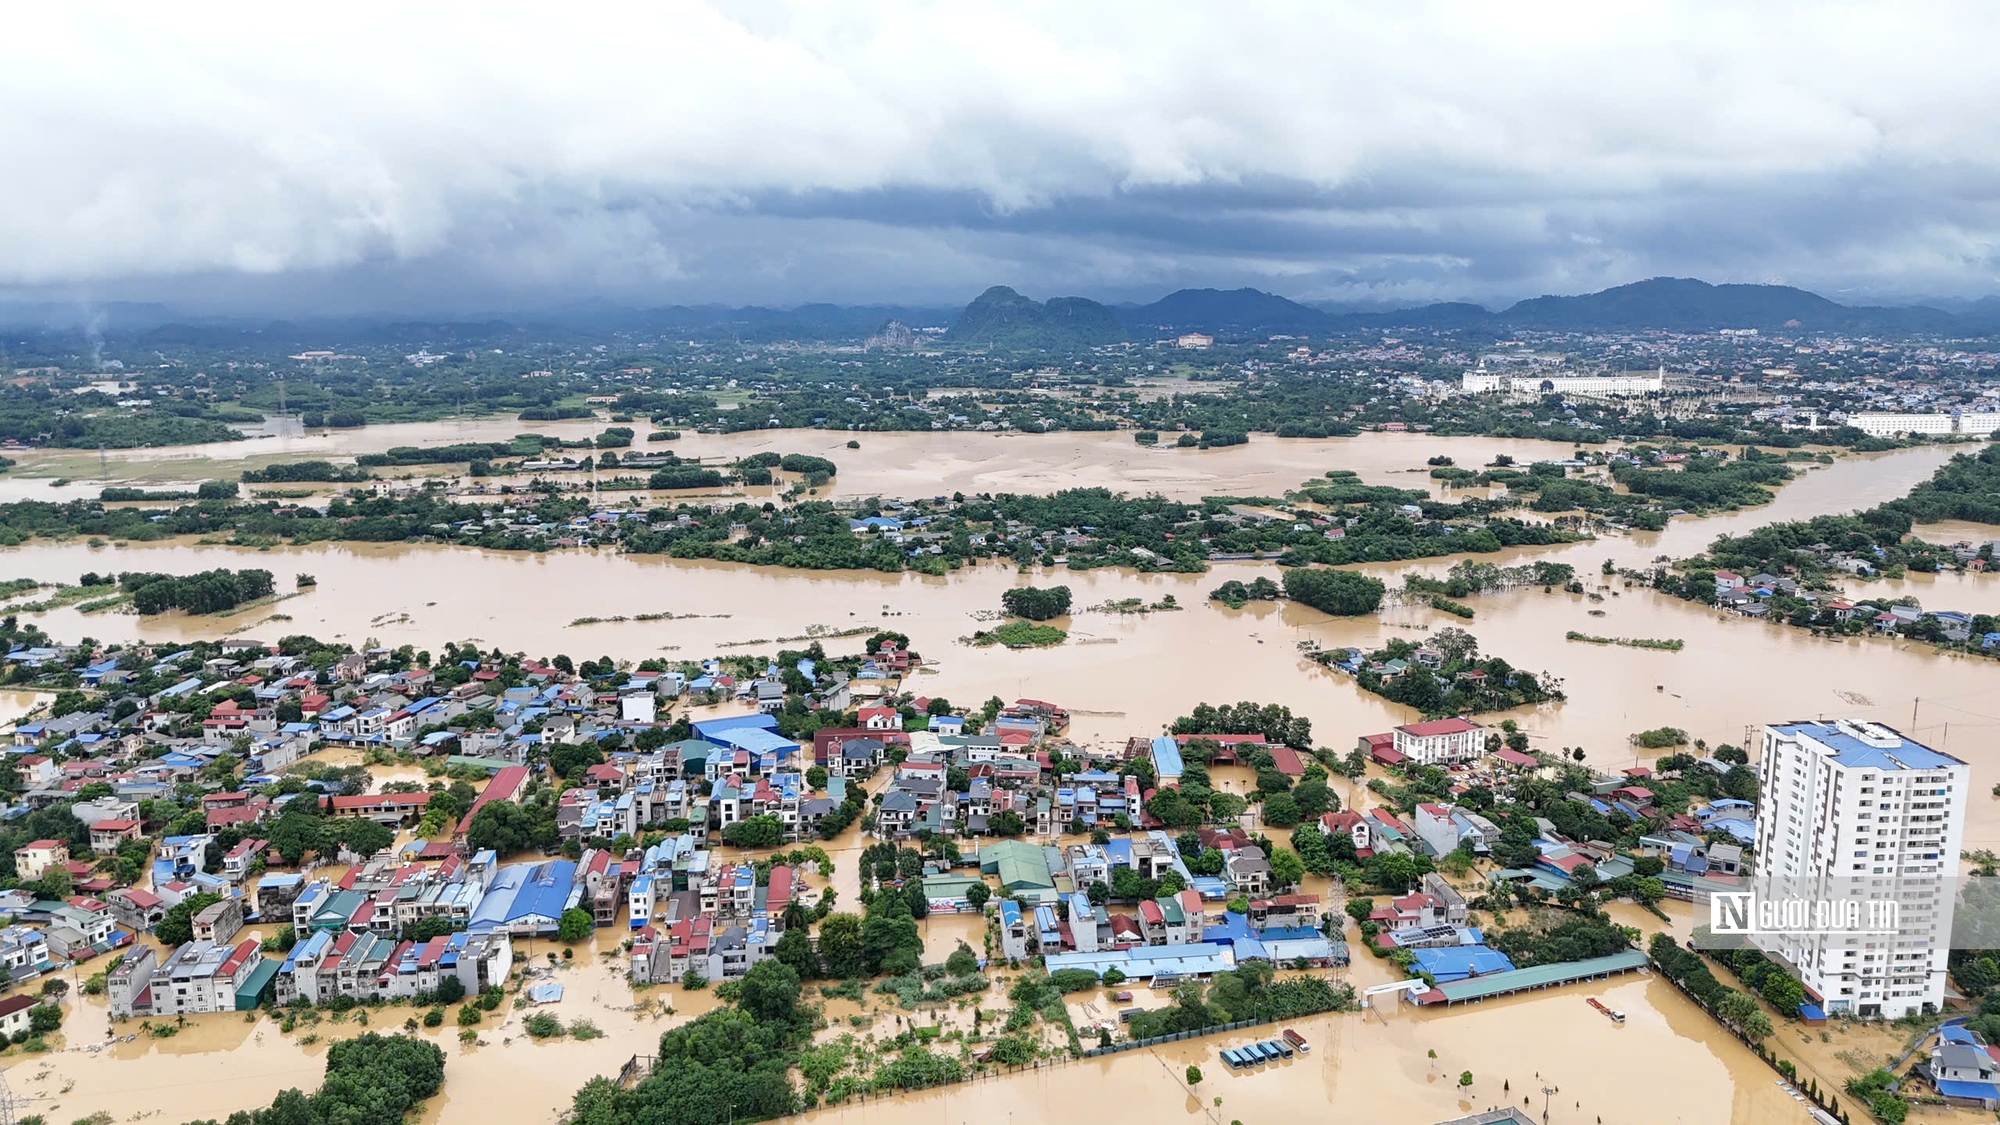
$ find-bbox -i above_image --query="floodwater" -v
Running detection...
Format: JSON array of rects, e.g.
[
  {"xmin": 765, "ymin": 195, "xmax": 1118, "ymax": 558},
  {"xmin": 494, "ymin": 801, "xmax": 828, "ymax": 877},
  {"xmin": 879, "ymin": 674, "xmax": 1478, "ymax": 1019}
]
[
  {"xmin": 790, "ymin": 974, "xmax": 1804, "ymax": 1125},
  {"xmin": 4, "ymin": 446, "xmax": 1994, "ymax": 839},
  {"xmin": 0, "ymin": 688, "xmax": 53, "ymax": 727},
  {"xmin": 27, "ymin": 923, "xmax": 719, "ymax": 1125},
  {"xmin": 9, "ymin": 438, "xmax": 1999, "ymax": 1124},
  {"xmin": 10, "ymin": 423, "xmax": 1621, "ymax": 502}
]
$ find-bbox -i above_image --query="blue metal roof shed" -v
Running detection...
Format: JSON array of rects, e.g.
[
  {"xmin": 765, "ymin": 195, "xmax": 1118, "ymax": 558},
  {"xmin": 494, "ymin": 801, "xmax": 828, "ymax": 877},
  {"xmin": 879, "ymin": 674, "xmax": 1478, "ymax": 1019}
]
[{"xmin": 692, "ymin": 713, "xmax": 779, "ymax": 741}]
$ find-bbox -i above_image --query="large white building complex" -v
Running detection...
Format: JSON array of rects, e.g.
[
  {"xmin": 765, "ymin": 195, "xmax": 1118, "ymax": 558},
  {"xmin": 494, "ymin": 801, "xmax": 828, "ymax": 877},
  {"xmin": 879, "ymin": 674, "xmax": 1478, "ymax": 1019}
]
[
  {"xmin": 1752, "ymin": 720, "xmax": 1967, "ymax": 1019},
  {"xmin": 1843, "ymin": 412, "xmax": 2000, "ymax": 438},
  {"xmin": 1459, "ymin": 368, "xmax": 1664, "ymax": 397}
]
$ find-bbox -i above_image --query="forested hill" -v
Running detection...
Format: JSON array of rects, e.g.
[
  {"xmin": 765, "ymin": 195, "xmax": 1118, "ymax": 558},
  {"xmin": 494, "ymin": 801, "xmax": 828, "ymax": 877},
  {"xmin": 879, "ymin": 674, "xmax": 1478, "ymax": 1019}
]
[{"xmin": 941, "ymin": 286, "xmax": 1127, "ymax": 348}]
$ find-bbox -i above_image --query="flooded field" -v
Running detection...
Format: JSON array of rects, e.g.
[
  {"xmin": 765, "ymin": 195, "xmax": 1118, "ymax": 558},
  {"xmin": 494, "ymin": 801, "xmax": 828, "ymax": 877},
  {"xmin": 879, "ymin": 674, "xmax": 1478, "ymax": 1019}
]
[{"xmin": 7, "ymin": 423, "xmax": 1650, "ymax": 502}]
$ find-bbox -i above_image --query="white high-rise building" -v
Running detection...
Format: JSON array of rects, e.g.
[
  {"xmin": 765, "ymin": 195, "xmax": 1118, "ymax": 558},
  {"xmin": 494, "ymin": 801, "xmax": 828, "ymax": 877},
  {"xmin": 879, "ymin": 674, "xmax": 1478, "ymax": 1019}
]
[{"xmin": 1753, "ymin": 720, "xmax": 1967, "ymax": 1019}]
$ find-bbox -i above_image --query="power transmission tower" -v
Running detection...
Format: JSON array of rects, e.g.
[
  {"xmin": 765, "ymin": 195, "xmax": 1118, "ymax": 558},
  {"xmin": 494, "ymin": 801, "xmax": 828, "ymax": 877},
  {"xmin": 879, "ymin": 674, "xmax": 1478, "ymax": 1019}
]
[{"xmin": 0, "ymin": 1065, "xmax": 29, "ymax": 1125}]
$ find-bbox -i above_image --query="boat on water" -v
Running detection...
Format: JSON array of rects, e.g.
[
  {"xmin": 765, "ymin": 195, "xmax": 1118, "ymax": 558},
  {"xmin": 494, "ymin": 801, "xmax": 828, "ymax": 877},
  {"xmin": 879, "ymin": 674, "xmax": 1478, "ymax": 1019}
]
[{"xmin": 1587, "ymin": 997, "xmax": 1626, "ymax": 1024}]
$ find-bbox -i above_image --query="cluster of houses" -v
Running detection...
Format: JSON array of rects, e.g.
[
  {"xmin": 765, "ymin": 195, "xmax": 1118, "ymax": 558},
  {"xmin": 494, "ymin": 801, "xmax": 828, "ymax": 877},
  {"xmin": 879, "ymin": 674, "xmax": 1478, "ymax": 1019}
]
[
  {"xmin": 104, "ymin": 839, "xmax": 605, "ymax": 1019},
  {"xmin": 4, "ymin": 621, "xmax": 1789, "ymax": 1031},
  {"xmin": 1712, "ymin": 569, "xmax": 1996, "ymax": 644},
  {"xmin": 627, "ymin": 849, "xmax": 800, "ymax": 985},
  {"xmin": 968, "ymin": 828, "xmax": 1344, "ymax": 979},
  {"xmin": 5, "ymin": 638, "xmax": 922, "ymax": 810}
]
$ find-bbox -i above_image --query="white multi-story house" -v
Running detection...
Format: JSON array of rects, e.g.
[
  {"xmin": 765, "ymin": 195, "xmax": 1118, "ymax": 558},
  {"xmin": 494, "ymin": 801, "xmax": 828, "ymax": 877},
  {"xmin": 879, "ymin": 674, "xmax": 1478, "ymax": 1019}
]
[
  {"xmin": 1391, "ymin": 718, "xmax": 1483, "ymax": 765},
  {"xmin": 1754, "ymin": 720, "xmax": 1967, "ymax": 1020}
]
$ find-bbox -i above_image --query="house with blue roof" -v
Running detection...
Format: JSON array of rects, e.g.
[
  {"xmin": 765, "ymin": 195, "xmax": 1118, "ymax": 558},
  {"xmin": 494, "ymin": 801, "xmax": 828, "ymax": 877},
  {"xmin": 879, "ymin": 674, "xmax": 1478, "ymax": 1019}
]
[
  {"xmin": 466, "ymin": 860, "xmax": 579, "ymax": 936},
  {"xmin": 1150, "ymin": 736, "xmax": 1183, "ymax": 787},
  {"xmin": 707, "ymin": 726, "xmax": 799, "ymax": 772},
  {"xmin": 80, "ymin": 659, "xmax": 121, "ymax": 686},
  {"xmin": 1413, "ymin": 944, "xmax": 1516, "ymax": 983},
  {"xmin": 1930, "ymin": 1027, "xmax": 2000, "ymax": 1108},
  {"xmin": 997, "ymin": 899, "xmax": 1030, "ymax": 960},
  {"xmin": 692, "ymin": 713, "xmax": 779, "ymax": 741}
]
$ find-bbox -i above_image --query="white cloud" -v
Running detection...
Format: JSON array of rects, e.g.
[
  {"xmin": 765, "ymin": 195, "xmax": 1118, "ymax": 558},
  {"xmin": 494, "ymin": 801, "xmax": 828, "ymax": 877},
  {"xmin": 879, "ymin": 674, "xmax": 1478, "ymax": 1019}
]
[{"xmin": 6, "ymin": 2, "xmax": 2000, "ymax": 306}]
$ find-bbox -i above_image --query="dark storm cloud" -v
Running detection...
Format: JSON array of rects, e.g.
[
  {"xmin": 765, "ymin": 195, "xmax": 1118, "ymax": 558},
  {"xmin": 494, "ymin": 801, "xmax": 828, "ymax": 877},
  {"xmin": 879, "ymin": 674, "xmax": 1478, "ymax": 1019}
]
[{"xmin": 6, "ymin": 3, "xmax": 2000, "ymax": 315}]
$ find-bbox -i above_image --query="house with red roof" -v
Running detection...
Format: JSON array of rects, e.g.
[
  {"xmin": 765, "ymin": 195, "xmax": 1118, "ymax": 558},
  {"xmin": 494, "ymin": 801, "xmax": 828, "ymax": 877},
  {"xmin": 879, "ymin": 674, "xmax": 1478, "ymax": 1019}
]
[
  {"xmin": 14, "ymin": 756, "xmax": 57, "ymax": 789},
  {"xmin": 454, "ymin": 765, "xmax": 529, "ymax": 844},
  {"xmin": 1247, "ymin": 893, "xmax": 1319, "ymax": 930},
  {"xmin": 106, "ymin": 886, "xmax": 167, "ymax": 932},
  {"xmin": 1535, "ymin": 848, "xmax": 1597, "ymax": 878},
  {"xmin": 89, "ymin": 818, "xmax": 143, "ymax": 854},
  {"xmin": 1370, "ymin": 891, "xmax": 1450, "ymax": 932},
  {"xmin": 13, "ymin": 839, "xmax": 67, "ymax": 878},
  {"xmin": 0, "ymin": 994, "xmax": 38, "ymax": 1039},
  {"xmin": 207, "ymin": 804, "xmax": 265, "ymax": 830},
  {"xmin": 1391, "ymin": 717, "xmax": 1484, "ymax": 765},
  {"xmin": 1265, "ymin": 744, "xmax": 1305, "ymax": 777},
  {"xmin": 1318, "ymin": 810, "xmax": 1375, "ymax": 858},
  {"xmin": 765, "ymin": 865, "xmax": 795, "ymax": 929},
  {"xmin": 221, "ymin": 839, "xmax": 268, "ymax": 883}
]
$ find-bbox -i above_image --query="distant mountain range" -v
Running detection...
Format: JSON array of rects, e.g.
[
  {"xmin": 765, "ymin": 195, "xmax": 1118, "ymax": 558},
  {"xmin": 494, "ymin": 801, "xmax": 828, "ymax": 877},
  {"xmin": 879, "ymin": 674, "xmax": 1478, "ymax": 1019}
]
[
  {"xmin": 9, "ymin": 276, "xmax": 2000, "ymax": 348},
  {"xmin": 936, "ymin": 276, "xmax": 2000, "ymax": 346},
  {"xmin": 1094, "ymin": 278, "xmax": 1980, "ymax": 339},
  {"xmin": 944, "ymin": 277, "xmax": 1995, "ymax": 347}
]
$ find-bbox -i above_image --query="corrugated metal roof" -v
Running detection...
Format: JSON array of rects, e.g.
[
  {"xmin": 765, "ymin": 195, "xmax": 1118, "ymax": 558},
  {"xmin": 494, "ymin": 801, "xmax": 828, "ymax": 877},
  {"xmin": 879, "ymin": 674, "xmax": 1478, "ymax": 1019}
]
[{"xmin": 1429, "ymin": 950, "xmax": 1649, "ymax": 1003}]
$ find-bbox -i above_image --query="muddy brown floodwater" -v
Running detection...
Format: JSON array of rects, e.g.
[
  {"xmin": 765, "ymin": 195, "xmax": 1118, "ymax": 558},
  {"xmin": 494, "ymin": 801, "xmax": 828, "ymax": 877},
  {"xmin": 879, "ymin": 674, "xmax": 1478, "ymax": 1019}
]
[
  {"xmin": 787, "ymin": 974, "xmax": 1806, "ymax": 1125},
  {"xmin": 4, "ymin": 438, "xmax": 1995, "ymax": 1124},
  {"xmin": 6, "ymin": 425, "xmax": 1617, "ymax": 503}
]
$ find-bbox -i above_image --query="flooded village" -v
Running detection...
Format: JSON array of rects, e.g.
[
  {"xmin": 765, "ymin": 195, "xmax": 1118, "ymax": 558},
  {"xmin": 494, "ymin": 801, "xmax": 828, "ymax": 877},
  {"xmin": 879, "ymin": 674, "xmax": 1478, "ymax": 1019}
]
[
  {"xmin": 0, "ymin": 428, "xmax": 1994, "ymax": 1125},
  {"xmin": 19, "ymin": 4, "xmax": 2000, "ymax": 1121}
]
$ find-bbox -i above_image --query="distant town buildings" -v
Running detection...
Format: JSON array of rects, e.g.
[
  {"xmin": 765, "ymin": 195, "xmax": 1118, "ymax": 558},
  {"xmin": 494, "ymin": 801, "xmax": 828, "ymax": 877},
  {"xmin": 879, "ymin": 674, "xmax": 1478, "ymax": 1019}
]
[
  {"xmin": 1460, "ymin": 368, "xmax": 1665, "ymax": 397},
  {"xmin": 1844, "ymin": 411, "xmax": 2000, "ymax": 437}
]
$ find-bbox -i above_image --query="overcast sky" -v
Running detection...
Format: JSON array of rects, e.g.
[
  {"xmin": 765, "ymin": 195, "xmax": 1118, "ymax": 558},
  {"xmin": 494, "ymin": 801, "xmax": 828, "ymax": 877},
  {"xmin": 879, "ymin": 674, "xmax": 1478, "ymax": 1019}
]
[{"xmin": 7, "ymin": 3, "xmax": 2000, "ymax": 316}]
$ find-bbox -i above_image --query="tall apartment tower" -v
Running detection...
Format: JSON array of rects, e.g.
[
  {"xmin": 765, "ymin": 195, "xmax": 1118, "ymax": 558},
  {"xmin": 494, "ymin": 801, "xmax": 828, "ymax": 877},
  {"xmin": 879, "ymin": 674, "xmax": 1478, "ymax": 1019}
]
[{"xmin": 1753, "ymin": 720, "xmax": 1967, "ymax": 1018}]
